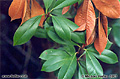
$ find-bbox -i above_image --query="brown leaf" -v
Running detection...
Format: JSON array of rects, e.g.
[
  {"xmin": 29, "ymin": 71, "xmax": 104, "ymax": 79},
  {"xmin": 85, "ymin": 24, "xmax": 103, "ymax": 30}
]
[
  {"xmin": 21, "ymin": 0, "xmax": 31, "ymax": 25},
  {"xmin": 31, "ymin": 0, "xmax": 45, "ymax": 27},
  {"xmin": 62, "ymin": 6, "xmax": 70, "ymax": 15},
  {"xmin": 92, "ymin": 0, "xmax": 120, "ymax": 18},
  {"xmin": 74, "ymin": 0, "xmax": 96, "ymax": 45},
  {"xmin": 94, "ymin": 13, "xmax": 108, "ymax": 55},
  {"xmin": 8, "ymin": 0, "xmax": 25, "ymax": 21}
]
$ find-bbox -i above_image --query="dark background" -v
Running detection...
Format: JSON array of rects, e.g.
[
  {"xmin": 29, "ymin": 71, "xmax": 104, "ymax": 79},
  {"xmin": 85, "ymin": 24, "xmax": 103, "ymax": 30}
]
[{"xmin": 0, "ymin": 0, "xmax": 120, "ymax": 79}]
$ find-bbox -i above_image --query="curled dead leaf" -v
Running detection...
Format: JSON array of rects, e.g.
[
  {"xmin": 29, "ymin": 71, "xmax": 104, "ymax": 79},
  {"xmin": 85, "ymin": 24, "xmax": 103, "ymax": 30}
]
[
  {"xmin": 21, "ymin": 0, "xmax": 31, "ymax": 25},
  {"xmin": 31, "ymin": 0, "xmax": 45, "ymax": 27},
  {"xmin": 8, "ymin": 0, "xmax": 25, "ymax": 21},
  {"xmin": 94, "ymin": 13, "xmax": 108, "ymax": 55},
  {"xmin": 92, "ymin": 0, "xmax": 120, "ymax": 18},
  {"xmin": 62, "ymin": 6, "xmax": 70, "ymax": 15},
  {"xmin": 74, "ymin": 0, "xmax": 96, "ymax": 45}
]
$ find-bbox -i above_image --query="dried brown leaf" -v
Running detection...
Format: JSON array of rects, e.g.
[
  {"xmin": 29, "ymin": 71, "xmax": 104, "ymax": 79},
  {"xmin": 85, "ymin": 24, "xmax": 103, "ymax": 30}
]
[
  {"xmin": 92, "ymin": 0, "xmax": 120, "ymax": 18},
  {"xmin": 62, "ymin": 6, "xmax": 70, "ymax": 15},
  {"xmin": 94, "ymin": 13, "xmax": 108, "ymax": 55},
  {"xmin": 31, "ymin": 0, "xmax": 45, "ymax": 27},
  {"xmin": 21, "ymin": 0, "xmax": 31, "ymax": 25},
  {"xmin": 74, "ymin": 0, "xmax": 96, "ymax": 45},
  {"xmin": 8, "ymin": 0, "xmax": 25, "ymax": 21}
]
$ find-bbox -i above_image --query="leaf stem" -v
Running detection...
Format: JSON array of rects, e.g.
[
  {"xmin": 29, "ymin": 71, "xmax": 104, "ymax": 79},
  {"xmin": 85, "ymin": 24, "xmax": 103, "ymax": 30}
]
[{"xmin": 77, "ymin": 50, "xmax": 86, "ymax": 60}]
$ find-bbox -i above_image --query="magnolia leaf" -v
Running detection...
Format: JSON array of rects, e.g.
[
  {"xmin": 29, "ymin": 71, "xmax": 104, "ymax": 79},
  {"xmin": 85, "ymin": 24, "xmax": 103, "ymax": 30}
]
[
  {"xmin": 58, "ymin": 53, "xmax": 77, "ymax": 79},
  {"xmin": 92, "ymin": 0, "xmax": 120, "ymax": 18},
  {"xmin": 105, "ymin": 40, "xmax": 112, "ymax": 49},
  {"xmin": 13, "ymin": 15, "xmax": 42, "ymax": 46},
  {"xmin": 71, "ymin": 32, "xmax": 85, "ymax": 44},
  {"xmin": 40, "ymin": 49, "xmax": 69, "ymax": 72},
  {"xmin": 78, "ymin": 62, "xmax": 87, "ymax": 79},
  {"xmin": 62, "ymin": 6, "xmax": 70, "ymax": 15},
  {"xmin": 8, "ymin": 0, "xmax": 25, "ymax": 21},
  {"xmin": 40, "ymin": 49, "xmax": 69, "ymax": 60},
  {"xmin": 97, "ymin": 50, "xmax": 118, "ymax": 64},
  {"xmin": 34, "ymin": 27, "xmax": 47, "ymax": 38},
  {"xmin": 54, "ymin": 0, "xmax": 78, "ymax": 9},
  {"xmin": 86, "ymin": 51, "xmax": 103, "ymax": 78},
  {"xmin": 87, "ymin": 47, "xmax": 118, "ymax": 64},
  {"xmin": 47, "ymin": 27, "xmax": 77, "ymax": 45},
  {"xmin": 21, "ymin": 0, "xmax": 31, "ymax": 25},
  {"xmin": 31, "ymin": 0, "xmax": 45, "ymax": 27},
  {"xmin": 52, "ymin": 16, "xmax": 79, "ymax": 40},
  {"xmin": 112, "ymin": 22, "xmax": 120, "ymax": 47},
  {"xmin": 74, "ymin": 0, "xmax": 96, "ymax": 45},
  {"xmin": 94, "ymin": 13, "xmax": 108, "ymax": 55},
  {"xmin": 43, "ymin": 0, "xmax": 54, "ymax": 12}
]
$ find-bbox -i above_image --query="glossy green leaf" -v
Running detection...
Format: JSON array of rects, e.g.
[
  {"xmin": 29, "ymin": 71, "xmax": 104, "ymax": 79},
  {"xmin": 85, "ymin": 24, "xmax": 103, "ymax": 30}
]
[
  {"xmin": 40, "ymin": 49, "xmax": 69, "ymax": 60},
  {"xmin": 105, "ymin": 40, "xmax": 112, "ymax": 49},
  {"xmin": 112, "ymin": 22, "xmax": 120, "ymax": 47},
  {"xmin": 47, "ymin": 27, "xmax": 77, "ymax": 45},
  {"xmin": 34, "ymin": 27, "xmax": 47, "ymax": 38},
  {"xmin": 108, "ymin": 27, "xmax": 112, "ymax": 35},
  {"xmin": 78, "ymin": 0, "xmax": 83, "ymax": 4},
  {"xmin": 41, "ymin": 56, "xmax": 68, "ymax": 72},
  {"xmin": 87, "ymin": 47, "xmax": 118, "ymax": 64},
  {"xmin": 78, "ymin": 62, "xmax": 87, "ymax": 79},
  {"xmin": 71, "ymin": 32, "xmax": 85, "ymax": 44},
  {"xmin": 54, "ymin": 0, "xmax": 78, "ymax": 9},
  {"xmin": 62, "ymin": 45, "xmax": 75, "ymax": 56},
  {"xmin": 52, "ymin": 8, "xmax": 73, "ymax": 18},
  {"xmin": 58, "ymin": 53, "xmax": 77, "ymax": 79},
  {"xmin": 52, "ymin": 16, "xmax": 71, "ymax": 40},
  {"xmin": 13, "ymin": 15, "xmax": 42, "ymax": 46},
  {"xmin": 95, "ymin": 50, "xmax": 118, "ymax": 64},
  {"xmin": 43, "ymin": 0, "xmax": 54, "ymax": 12},
  {"xmin": 86, "ymin": 51, "xmax": 103, "ymax": 78},
  {"xmin": 52, "ymin": 16, "xmax": 79, "ymax": 40}
]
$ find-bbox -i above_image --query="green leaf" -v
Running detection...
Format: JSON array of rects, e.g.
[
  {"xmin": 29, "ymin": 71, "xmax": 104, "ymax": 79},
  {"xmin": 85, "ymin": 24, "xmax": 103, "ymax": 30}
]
[
  {"xmin": 47, "ymin": 26, "xmax": 77, "ymax": 45},
  {"xmin": 87, "ymin": 46, "xmax": 118, "ymax": 64},
  {"xmin": 105, "ymin": 40, "xmax": 112, "ymax": 49},
  {"xmin": 41, "ymin": 56, "xmax": 68, "ymax": 72},
  {"xmin": 78, "ymin": 0, "xmax": 83, "ymax": 4},
  {"xmin": 112, "ymin": 22, "xmax": 120, "ymax": 47},
  {"xmin": 52, "ymin": 16, "xmax": 79, "ymax": 40},
  {"xmin": 78, "ymin": 62, "xmax": 87, "ymax": 79},
  {"xmin": 58, "ymin": 53, "xmax": 77, "ymax": 79},
  {"xmin": 52, "ymin": 16, "xmax": 71, "ymax": 40},
  {"xmin": 95, "ymin": 50, "xmax": 118, "ymax": 64},
  {"xmin": 71, "ymin": 32, "xmax": 85, "ymax": 44},
  {"xmin": 40, "ymin": 49, "xmax": 69, "ymax": 60},
  {"xmin": 34, "ymin": 27, "xmax": 47, "ymax": 38},
  {"xmin": 86, "ymin": 51, "xmax": 103, "ymax": 78},
  {"xmin": 62, "ymin": 45, "xmax": 75, "ymax": 56},
  {"xmin": 108, "ymin": 27, "xmax": 112, "ymax": 35},
  {"xmin": 54, "ymin": 0, "xmax": 78, "ymax": 9},
  {"xmin": 43, "ymin": 0, "xmax": 54, "ymax": 12},
  {"xmin": 52, "ymin": 8, "xmax": 73, "ymax": 18},
  {"xmin": 13, "ymin": 15, "xmax": 42, "ymax": 46}
]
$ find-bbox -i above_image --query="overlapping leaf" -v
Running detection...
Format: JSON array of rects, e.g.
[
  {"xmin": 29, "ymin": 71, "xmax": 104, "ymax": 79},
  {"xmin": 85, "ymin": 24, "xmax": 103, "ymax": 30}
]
[
  {"xmin": 40, "ymin": 49, "xmax": 77, "ymax": 79},
  {"xmin": 13, "ymin": 15, "xmax": 42, "ymax": 46},
  {"xmin": 8, "ymin": 0, "xmax": 25, "ymax": 21},
  {"xmin": 62, "ymin": 6, "xmax": 70, "ymax": 15},
  {"xmin": 31, "ymin": 0, "xmax": 45, "ymax": 27},
  {"xmin": 52, "ymin": 16, "xmax": 79, "ymax": 40},
  {"xmin": 54, "ymin": 0, "xmax": 78, "ymax": 9},
  {"xmin": 9, "ymin": 0, "xmax": 45, "ymax": 26},
  {"xmin": 94, "ymin": 13, "xmax": 108, "ymax": 55},
  {"xmin": 86, "ymin": 51, "xmax": 103, "ymax": 78},
  {"xmin": 74, "ymin": 0, "xmax": 96, "ymax": 45},
  {"xmin": 92, "ymin": 0, "xmax": 120, "ymax": 18}
]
